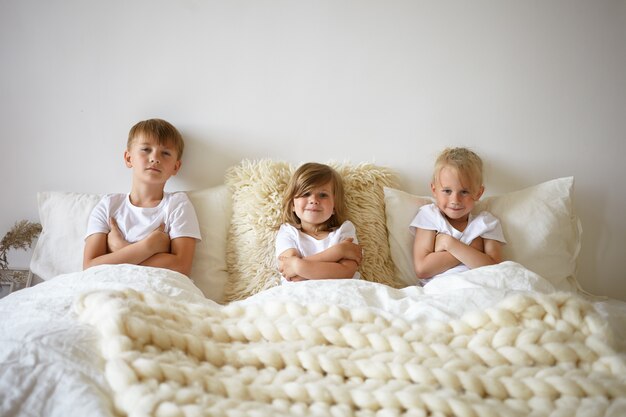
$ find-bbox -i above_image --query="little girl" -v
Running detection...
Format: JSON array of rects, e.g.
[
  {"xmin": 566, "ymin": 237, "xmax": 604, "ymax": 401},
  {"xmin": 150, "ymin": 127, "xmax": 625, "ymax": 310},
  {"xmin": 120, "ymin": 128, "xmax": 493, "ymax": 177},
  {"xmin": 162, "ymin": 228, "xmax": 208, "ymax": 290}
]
[
  {"xmin": 412, "ymin": 147, "xmax": 506, "ymax": 284},
  {"xmin": 276, "ymin": 162, "xmax": 362, "ymax": 282}
]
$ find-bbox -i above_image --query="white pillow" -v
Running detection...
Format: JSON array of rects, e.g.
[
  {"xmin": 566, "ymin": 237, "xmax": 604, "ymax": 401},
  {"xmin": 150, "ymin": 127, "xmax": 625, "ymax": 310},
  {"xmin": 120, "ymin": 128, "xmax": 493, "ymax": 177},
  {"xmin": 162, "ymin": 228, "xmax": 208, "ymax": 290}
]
[
  {"xmin": 384, "ymin": 177, "xmax": 582, "ymax": 289},
  {"xmin": 186, "ymin": 185, "xmax": 231, "ymax": 303},
  {"xmin": 383, "ymin": 187, "xmax": 432, "ymax": 285},
  {"xmin": 30, "ymin": 187, "xmax": 231, "ymax": 303},
  {"xmin": 31, "ymin": 191, "xmax": 101, "ymax": 280}
]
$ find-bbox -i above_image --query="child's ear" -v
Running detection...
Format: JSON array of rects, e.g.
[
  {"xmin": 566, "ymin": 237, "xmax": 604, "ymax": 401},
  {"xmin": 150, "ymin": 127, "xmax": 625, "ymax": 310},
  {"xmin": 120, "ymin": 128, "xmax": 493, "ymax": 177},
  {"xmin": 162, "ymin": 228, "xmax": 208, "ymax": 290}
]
[
  {"xmin": 172, "ymin": 160, "xmax": 182, "ymax": 175},
  {"xmin": 430, "ymin": 183, "xmax": 436, "ymax": 195},
  {"xmin": 475, "ymin": 185, "xmax": 485, "ymax": 200},
  {"xmin": 124, "ymin": 150, "xmax": 132, "ymax": 168}
]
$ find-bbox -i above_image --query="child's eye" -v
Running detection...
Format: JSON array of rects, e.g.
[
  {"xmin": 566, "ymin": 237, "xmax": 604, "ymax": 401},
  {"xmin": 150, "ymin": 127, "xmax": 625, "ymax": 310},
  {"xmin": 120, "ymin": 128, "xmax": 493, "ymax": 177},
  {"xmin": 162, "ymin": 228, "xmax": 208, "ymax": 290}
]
[{"xmin": 319, "ymin": 193, "xmax": 329, "ymax": 198}]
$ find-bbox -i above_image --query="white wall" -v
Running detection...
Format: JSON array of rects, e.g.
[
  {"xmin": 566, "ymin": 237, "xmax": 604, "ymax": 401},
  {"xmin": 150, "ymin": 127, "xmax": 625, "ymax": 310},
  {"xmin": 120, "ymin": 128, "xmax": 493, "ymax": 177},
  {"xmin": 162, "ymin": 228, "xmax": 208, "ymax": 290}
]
[{"xmin": 2, "ymin": 1, "xmax": 625, "ymax": 299}]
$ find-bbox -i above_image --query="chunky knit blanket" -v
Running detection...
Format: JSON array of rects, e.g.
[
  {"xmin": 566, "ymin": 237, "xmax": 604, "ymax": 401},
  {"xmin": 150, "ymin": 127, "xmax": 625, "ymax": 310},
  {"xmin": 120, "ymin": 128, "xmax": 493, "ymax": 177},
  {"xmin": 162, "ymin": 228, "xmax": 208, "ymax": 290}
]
[{"xmin": 75, "ymin": 289, "xmax": 626, "ymax": 417}]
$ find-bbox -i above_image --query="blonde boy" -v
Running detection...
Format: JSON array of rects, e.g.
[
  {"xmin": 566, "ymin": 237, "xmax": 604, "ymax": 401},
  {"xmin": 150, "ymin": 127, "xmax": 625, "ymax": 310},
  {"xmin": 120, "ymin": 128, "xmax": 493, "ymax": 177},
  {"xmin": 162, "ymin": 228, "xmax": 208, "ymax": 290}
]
[
  {"xmin": 412, "ymin": 147, "xmax": 505, "ymax": 283},
  {"xmin": 83, "ymin": 119, "xmax": 200, "ymax": 276}
]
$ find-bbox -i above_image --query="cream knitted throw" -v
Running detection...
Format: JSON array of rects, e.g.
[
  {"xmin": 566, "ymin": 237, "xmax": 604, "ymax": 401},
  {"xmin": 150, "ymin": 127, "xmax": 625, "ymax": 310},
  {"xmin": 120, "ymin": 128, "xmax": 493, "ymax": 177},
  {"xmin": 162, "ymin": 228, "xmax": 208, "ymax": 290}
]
[{"xmin": 75, "ymin": 289, "xmax": 626, "ymax": 417}]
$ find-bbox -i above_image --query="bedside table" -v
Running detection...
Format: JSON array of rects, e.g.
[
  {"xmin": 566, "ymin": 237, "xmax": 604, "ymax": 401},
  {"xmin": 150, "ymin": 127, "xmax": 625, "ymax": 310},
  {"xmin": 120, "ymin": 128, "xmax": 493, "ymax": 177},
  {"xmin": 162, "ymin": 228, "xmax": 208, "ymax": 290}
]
[{"xmin": 0, "ymin": 269, "xmax": 33, "ymax": 299}]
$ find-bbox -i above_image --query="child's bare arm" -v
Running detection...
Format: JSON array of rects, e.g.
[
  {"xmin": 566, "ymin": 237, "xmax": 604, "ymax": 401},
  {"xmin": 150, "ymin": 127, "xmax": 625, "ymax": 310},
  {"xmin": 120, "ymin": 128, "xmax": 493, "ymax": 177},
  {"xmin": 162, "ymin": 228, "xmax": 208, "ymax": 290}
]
[
  {"xmin": 83, "ymin": 233, "xmax": 108, "ymax": 270},
  {"xmin": 278, "ymin": 245, "xmax": 359, "ymax": 280},
  {"xmin": 277, "ymin": 248, "xmax": 306, "ymax": 281},
  {"xmin": 435, "ymin": 233, "xmax": 502, "ymax": 269},
  {"xmin": 83, "ymin": 225, "xmax": 170, "ymax": 270},
  {"xmin": 304, "ymin": 238, "xmax": 362, "ymax": 264},
  {"xmin": 483, "ymin": 238, "xmax": 503, "ymax": 264},
  {"xmin": 412, "ymin": 228, "xmax": 460, "ymax": 279},
  {"xmin": 107, "ymin": 217, "xmax": 129, "ymax": 252},
  {"xmin": 281, "ymin": 257, "xmax": 358, "ymax": 280},
  {"xmin": 140, "ymin": 236, "xmax": 197, "ymax": 277}
]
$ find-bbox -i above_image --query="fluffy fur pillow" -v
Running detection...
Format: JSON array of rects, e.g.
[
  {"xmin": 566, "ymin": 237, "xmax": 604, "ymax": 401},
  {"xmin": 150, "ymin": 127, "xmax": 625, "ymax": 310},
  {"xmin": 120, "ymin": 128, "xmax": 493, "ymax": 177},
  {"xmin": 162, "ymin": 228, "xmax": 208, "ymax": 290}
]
[{"xmin": 224, "ymin": 159, "xmax": 400, "ymax": 301}]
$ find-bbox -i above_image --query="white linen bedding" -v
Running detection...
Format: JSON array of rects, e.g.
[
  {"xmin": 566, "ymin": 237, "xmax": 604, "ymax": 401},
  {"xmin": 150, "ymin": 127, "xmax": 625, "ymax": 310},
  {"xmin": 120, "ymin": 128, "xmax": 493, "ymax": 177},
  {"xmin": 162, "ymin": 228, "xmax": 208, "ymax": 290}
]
[
  {"xmin": 1, "ymin": 262, "xmax": 625, "ymax": 417},
  {"xmin": 0, "ymin": 265, "xmax": 210, "ymax": 417}
]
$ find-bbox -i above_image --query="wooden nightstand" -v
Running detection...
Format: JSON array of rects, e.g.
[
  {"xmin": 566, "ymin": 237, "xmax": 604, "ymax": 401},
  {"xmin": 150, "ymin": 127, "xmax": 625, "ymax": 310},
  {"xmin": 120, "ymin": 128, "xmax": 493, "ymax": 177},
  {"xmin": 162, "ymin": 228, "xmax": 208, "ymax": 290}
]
[{"xmin": 0, "ymin": 269, "xmax": 33, "ymax": 299}]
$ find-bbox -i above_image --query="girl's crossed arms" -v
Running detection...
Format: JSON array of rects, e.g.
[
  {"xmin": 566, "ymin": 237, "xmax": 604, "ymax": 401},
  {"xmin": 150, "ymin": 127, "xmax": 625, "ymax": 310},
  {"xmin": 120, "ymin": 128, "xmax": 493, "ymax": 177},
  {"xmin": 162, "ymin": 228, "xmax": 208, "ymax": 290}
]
[{"xmin": 276, "ymin": 162, "xmax": 363, "ymax": 282}]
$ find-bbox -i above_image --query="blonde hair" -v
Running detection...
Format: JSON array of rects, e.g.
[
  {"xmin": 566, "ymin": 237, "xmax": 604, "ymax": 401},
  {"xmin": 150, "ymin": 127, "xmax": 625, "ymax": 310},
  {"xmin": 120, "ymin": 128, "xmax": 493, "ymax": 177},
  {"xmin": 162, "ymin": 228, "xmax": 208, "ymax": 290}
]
[
  {"xmin": 127, "ymin": 119, "xmax": 184, "ymax": 160},
  {"xmin": 281, "ymin": 163, "xmax": 346, "ymax": 231},
  {"xmin": 433, "ymin": 147, "xmax": 483, "ymax": 194}
]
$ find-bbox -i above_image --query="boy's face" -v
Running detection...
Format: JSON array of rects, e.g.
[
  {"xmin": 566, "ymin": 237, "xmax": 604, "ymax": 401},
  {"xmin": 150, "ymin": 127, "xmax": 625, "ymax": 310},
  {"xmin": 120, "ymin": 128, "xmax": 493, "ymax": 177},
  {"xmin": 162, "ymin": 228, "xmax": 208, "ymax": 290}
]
[
  {"xmin": 431, "ymin": 166, "xmax": 483, "ymax": 222},
  {"xmin": 124, "ymin": 134, "xmax": 181, "ymax": 186}
]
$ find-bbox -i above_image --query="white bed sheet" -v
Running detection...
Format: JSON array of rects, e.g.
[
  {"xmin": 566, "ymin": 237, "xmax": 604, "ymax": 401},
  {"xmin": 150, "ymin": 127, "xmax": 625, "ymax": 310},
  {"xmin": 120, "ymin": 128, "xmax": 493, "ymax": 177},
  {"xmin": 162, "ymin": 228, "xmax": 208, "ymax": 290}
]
[
  {"xmin": 0, "ymin": 265, "xmax": 209, "ymax": 417},
  {"xmin": 0, "ymin": 262, "xmax": 624, "ymax": 417}
]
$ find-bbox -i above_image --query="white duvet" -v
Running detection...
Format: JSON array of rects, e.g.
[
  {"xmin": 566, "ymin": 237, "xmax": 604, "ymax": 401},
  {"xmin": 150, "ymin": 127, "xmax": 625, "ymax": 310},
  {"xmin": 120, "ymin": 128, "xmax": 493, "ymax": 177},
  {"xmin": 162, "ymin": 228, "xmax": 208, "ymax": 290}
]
[{"xmin": 1, "ymin": 261, "xmax": 625, "ymax": 417}]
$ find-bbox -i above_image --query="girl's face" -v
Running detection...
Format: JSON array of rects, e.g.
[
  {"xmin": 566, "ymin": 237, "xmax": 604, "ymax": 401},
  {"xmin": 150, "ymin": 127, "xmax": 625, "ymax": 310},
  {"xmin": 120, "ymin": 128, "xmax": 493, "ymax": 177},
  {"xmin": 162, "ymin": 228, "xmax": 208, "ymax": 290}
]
[
  {"xmin": 431, "ymin": 166, "xmax": 483, "ymax": 222},
  {"xmin": 293, "ymin": 181, "xmax": 335, "ymax": 231}
]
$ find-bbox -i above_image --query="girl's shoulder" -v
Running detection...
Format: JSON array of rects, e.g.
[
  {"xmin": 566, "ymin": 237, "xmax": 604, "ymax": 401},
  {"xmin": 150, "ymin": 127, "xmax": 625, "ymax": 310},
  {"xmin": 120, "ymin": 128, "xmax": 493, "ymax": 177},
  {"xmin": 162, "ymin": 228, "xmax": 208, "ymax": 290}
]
[
  {"xmin": 333, "ymin": 220, "xmax": 358, "ymax": 239},
  {"xmin": 337, "ymin": 220, "xmax": 356, "ymax": 232},
  {"xmin": 278, "ymin": 223, "xmax": 299, "ymax": 235}
]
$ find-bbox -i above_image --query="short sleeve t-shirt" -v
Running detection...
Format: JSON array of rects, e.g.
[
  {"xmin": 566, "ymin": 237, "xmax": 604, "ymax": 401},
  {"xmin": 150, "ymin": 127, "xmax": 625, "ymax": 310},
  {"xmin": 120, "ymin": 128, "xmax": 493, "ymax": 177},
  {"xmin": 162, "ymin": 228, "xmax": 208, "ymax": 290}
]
[
  {"xmin": 275, "ymin": 220, "xmax": 361, "ymax": 280},
  {"xmin": 410, "ymin": 203, "xmax": 505, "ymax": 278},
  {"xmin": 85, "ymin": 192, "xmax": 201, "ymax": 242}
]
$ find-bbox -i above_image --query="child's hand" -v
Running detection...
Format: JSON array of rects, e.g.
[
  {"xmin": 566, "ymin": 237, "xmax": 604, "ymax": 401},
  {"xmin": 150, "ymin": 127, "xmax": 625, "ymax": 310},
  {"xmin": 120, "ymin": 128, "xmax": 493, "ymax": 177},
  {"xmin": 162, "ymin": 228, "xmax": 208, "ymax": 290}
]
[
  {"xmin": 434, "ymin": 233, "xmax": 456, "ymax": 252},
  {"xmin": 278, "ymin": 255, "xmax": 306, "ymax": 281},
  {"xmin": 144, "ymin": 223, "xmax": 171, "ymax": 254},
  {"xmin": 107, "ymin": 217, "xmax": 129, "ymax": 253},
  {"xmin": 435, "ymin": 233, "xmax": 484, "ymax": 254},
  {"xmin": 338, "ymin": 238, "xmax": 363, "ymax": 265}
]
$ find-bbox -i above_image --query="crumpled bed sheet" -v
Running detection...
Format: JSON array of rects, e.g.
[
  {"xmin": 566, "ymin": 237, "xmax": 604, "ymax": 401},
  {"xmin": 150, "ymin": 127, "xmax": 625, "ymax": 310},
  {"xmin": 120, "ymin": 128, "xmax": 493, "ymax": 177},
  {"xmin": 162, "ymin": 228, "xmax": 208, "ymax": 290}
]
[{"xmin": 0, "ymin": 262, "xmax": 624, "ymax": 417}]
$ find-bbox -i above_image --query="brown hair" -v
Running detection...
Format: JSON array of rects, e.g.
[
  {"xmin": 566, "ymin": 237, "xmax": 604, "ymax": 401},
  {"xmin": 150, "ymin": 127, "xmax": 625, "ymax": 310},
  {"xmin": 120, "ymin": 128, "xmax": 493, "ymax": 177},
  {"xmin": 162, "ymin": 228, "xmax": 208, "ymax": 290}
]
[
  {"xmin": 281, "ymin": 163, "xmax": 347, "ymax": 231},
  {"xmin": 127, "ymin": 118, "xmax": 184, "ymax": 160},
  {"xmin": 433, "ymin": 147, "xmax": 483, "ymax": 194}
]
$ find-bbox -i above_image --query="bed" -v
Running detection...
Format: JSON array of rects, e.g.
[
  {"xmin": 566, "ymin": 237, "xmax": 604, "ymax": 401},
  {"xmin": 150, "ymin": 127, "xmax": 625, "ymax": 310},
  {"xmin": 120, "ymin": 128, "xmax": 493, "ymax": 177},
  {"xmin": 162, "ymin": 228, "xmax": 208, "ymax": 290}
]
[{"xmin": 1, "ymin": 160, "xmax": 625, "ymax": 417}]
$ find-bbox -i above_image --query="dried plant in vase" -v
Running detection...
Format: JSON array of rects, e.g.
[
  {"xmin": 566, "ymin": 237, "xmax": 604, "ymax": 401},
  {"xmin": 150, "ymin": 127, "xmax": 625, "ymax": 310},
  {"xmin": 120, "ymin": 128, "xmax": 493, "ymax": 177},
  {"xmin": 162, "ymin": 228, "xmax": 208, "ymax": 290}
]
[{"xmin": 0, "ymin": 220, "xmax": 42, "ymax": 270}]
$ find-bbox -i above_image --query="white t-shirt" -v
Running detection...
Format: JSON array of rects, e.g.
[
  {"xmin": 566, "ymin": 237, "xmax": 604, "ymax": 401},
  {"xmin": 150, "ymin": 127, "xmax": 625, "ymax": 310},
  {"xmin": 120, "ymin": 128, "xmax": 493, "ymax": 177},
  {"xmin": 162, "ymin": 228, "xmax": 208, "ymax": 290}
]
[
  {"xmin": 410, "ymin": 203, "xmax": 506, "ymax": 279},
  {"xmin": 85, "ymin": 192, "xmax": 201, "ymax": 243},
  {"xmin": 275, "ymin": 220, "xmax": 361, "ymax": 281}
]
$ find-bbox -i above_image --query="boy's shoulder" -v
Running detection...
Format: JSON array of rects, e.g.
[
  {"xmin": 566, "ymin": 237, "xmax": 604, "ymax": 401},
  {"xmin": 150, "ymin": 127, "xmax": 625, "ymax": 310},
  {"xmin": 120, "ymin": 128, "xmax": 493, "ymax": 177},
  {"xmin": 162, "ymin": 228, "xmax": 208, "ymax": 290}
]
[
  {"xmin": 98, "ymin": 193, "xmax": 128, "ymax": 205},
  {"xmin": 473, "ymin": 209, "xmax": 501, "ymax": 223},
  {"xmin": 162, "ymin": 192, "xmax": 197, "ymax": 218},
  {"xmin": 415, "ymin": 203, "xmax": 439, "ymax": 218},
  {"xmin": 164, "ymin": 191, "xmax": 192, "ymax": 205}
]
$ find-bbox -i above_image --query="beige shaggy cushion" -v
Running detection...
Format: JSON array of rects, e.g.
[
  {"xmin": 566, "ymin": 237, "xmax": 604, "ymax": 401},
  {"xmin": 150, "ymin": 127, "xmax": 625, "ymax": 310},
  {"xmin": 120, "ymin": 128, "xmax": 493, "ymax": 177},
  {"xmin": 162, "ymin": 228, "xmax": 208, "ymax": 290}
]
[{"xmin": 224, "ymin": 159, "xmax": 400, "ymax": 301}]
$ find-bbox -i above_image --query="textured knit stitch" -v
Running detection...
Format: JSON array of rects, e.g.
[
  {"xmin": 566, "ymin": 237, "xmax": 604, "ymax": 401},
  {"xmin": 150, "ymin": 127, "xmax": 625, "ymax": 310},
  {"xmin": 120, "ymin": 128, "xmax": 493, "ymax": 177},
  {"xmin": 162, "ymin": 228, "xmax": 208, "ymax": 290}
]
[{"xmin": 75, "ymin": 289, "xmax": 626, "ymax": 417}]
